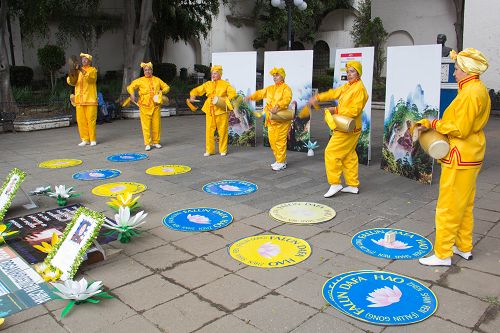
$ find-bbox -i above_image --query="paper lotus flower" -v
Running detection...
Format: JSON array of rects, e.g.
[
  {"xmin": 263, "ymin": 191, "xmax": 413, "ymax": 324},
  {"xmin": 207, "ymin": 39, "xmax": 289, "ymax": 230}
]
[
  {"xmin": 88, "ymin": 172, "xmax": 105, "ymax": 178},
  {"xmin": 29, "ymin": 186, "xmax": 51, "ymax": 195},
  {"xmin": 219, "ymin": 184, "xmax": 240, "ymax": 192},
  {"xmin": 0, "ymin": 223, "xmax": 19, "ymax": 244},
  {"xmin": 34, "ymin": 263, "xmax": 62, "ymax": 282},
  {"xmin": 52, "ymin": 278, "xmax": 113, "ymax": 318},
  {"xmin": 187, "ymin": 214, "xmax": 210, "ymax": 224},
  {"xmin": 103, "ymin": 206, "xmax": 147, "ymax": 243},
  {"xmin": 366, "ymin": 285, "xmax": 402, "ymax": 308},
  {"xmin": 305, "ymin": 140, "xmax": 319, "ymax": 157},
  {"xmin": 33, "ymin": 232, "xmax": 59, "ymax": 254},
  {"xmin": 106, "ymin": 192, "xmax": 141, "ymax": 212},
  {"xmin": 47, "ymin": 185, "xmax": 81, "ymax": 206},
  {"xmin": 371, "ymin": 238, "xmax": 413, "ymax": 250},
  {"xmin": 257, "ymin": 242, "xmax": 281, "ymax": 259}
]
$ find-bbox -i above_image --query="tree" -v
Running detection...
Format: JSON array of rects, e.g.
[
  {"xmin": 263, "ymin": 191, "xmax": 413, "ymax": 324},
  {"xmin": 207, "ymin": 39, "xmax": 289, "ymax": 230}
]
[
  {"xmin": 452, "ymin": 0, "xmax": 464, "ymax": 50},
  {"xmin": 0, "ymin": 0, "xmax": 17, "ymax": 113},
  {"xmin": 37, "ymin": 45, "xmax": 65, "ymax": 90}
]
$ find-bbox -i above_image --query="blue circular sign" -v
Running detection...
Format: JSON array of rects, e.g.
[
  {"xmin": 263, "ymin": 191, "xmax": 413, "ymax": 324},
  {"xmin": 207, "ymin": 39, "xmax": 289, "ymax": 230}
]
[
  {"xmin": 163, "ymin": 207, "xmax": 233, "ymax": 232},
  {"xmin": 72, "ymin": 169, "xmax": 121, "ymax": 181},
  {"xmin": 352, "ymin": 228, "xmax": 432, "ymax": 260},
  {"xmin": 202, "ymin": 180, "xmax": 257, "ymax": 196},
  {"xmin": 107, "ymin": 153, "xmax": 148, "ymax": 162},
  {"xmin": 323, "ymin": 270, "xmax": 438, "ymax": 326}
]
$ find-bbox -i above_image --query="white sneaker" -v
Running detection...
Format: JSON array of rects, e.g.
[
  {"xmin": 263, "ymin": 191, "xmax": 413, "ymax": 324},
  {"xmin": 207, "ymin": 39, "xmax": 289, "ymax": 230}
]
[
  {"xmin": 341, "ymin": 186, "xmax": 359, "ymax": 194},
  {"xmin": 145, "ymin": 145, "xmax": 151, "ymax": 151},
  {"xmin": 203, "ymin": 152, "xmax": 211, "ymax": 157},
  {"xmin": 153, "ymin": 144, "xmax": 162, "ymax": 149},
  {"xmin": 324, "ymin": 184, "xmax": 343, "ymax": 198},
  {"xmin": 453, "ymin": 246, "xmax": 473, "ymax": 260},
  {"xmin": 78, "ymin": 141, "xmax": 89, "ymax": 146},
  {"xmin": 220, "ymin": 152, "xmax": 227, "ymax": 156},
  {"xmin": 418, "ymin": 255, "xmax": 451, "ymax": 266},
  {"xmin": 271, "ymin": 161, "xmax": 278, "ymax": 168},
  {"xmin": 272, "ymin": 162, "xmax": 287, "ymax": 171},
  {"xmin": 90, "ymin": 141, "xmax": 97, "ymax": 146}
]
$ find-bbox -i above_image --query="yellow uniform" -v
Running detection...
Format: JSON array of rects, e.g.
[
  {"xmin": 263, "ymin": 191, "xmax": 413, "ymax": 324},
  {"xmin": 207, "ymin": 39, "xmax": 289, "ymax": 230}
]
[
  {"xmin": 317, "ymin": 79, "xmax": 368, "ymax": 186},
  {"xmin": 67, "ymin": 65, "xmax": 98, "ymax": 142},
  {"xmin": 249, "ymin": 82, "xmax": 292, "ymax": 163},
  {"xmin": 190, "ymin": 80, "xmax": 236, "ymax": 154},
  {"xmin": 127, "ymin": 76, "xmax": 170, "ymax": 145}
]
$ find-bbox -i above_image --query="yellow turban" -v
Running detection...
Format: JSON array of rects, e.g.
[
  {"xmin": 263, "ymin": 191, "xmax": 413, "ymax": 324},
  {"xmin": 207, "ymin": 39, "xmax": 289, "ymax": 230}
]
[
  {"xmin": 211, "ymin": 65, "xmax": 223, "ymax": 75},
  {"xmin": 346, "ymin": 61, "xmax": 362, "ymax": 77},
  {"xmin": 269, "ymin": 67, "xmax": 286, "ymax": 78},
  {"xmin": 140, "ymin": 62, "xmax": 153, "ymax": 69},
  {"xmin": 80, "ymin": 53, "xmax": 92, "ymax": 61},
  {"xmin": 449, "ymin": 48, "xmax": 488, "ymax": 75}
]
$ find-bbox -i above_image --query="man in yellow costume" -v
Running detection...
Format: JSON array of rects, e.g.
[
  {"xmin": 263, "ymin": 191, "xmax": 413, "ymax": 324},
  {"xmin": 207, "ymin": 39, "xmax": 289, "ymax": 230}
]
[
  {"xmin": 417, "ymin": 48, "xmax": 490, "ymax": 266},
  {"xmin": 127, "ymin": 62, "xmax": 170, "ymax": 151},
  {"xmin": 189, "ymin": 65, "xmax": 236, "ymax": 156},
  {"xmin": 67, "ymin": 53, "xmax": 98, "ymax": 146},
  {"xmin": 246, "ymin": 68, "xmax": 292, "ymax": 171},
  {"xmin": 310, "ymin": 61, "xmax": 368, "ymax": 197}
]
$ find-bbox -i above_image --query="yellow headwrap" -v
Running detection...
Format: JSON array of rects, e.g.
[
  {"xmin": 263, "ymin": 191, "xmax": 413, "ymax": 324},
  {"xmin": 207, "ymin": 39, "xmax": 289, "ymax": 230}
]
[
  {"xmin": 269, "ymin": 67, "xmax": 286, "ymax": 78},
  {"xmin": 346, "ymin": 61, "xmax": 362, "ymax": 77},
  {"xmin": 140, "ymin": 62, "xmax": 153, "ymax": 69},
  {"xmin": 211, "ymin": 65, "xmax": 223, "ymax": 75},
  {"xmin": 80, "ymin": 53, "xmax": 92, "ymax": 61},
  {"xmin": 449, "ymin": 48, "xmax": 488, "ymax": 75}
]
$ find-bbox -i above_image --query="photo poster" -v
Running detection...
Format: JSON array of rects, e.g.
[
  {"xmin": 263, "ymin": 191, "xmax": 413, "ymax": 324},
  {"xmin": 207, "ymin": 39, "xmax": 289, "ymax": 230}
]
[
  {"xmin": 0, "ymin": 168, "xmax": 26, "ymax": 222},
  {"xmin": 212, "ymin": 52, "xmax": 257, "ymax": 147},
  {"xmin": 263, "ymin": 50, "xmax": 313, "ymax": 152},
  {"xmin": 333, "ymin": 47, "xmax": 374, "ymax": 165},
  {"xmin": 5, "ymin": 204, "xmax": 117, "ymax": 264},
  {"xmin": 0, "ymin": 245, "xmax": 56, "ymax": 318},
  {"xmin": 381, "ymin": 44, "xmax": 442, "ymax": 184}
]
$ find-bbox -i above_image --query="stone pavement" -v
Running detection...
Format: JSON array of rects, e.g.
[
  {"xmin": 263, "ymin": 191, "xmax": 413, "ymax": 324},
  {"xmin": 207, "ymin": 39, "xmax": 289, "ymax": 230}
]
[{"xmin": 0, "ymin": 111, "xmax": 499, "ymax": 333}]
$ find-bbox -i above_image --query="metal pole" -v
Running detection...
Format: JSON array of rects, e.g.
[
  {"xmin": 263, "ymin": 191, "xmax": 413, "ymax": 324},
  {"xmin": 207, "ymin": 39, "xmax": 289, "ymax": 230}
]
[{"xmin": 287, "ymin": 0, "xmax": 292, "ymax": 50}]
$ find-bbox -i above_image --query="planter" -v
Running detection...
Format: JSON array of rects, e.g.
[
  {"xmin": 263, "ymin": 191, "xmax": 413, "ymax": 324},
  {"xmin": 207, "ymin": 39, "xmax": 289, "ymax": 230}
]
[
  {"xmin": 13, "ymin": 115, "xmax": 72, "ymax": 132},
  {"xmin": 121, "ymin": 107, "xmax": 176, "ymax": 119}
]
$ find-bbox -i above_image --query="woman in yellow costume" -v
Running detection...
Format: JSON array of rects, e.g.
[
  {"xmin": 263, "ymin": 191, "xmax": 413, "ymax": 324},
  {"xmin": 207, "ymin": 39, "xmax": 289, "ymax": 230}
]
[
  {"xmin": 189, "ymin": 65, "xmax": 237, "ymax": 156},
  {"xmin": 417, "ymin": 48, "xmax": 490, "ymax": 266},
  {"xmin": 67, "ymin": 53, "xmax": 98, "ymax": 146},
  {"xmin": 309, "ymin": 61, "xmax": 368, "ymax": 197},
  {"xmin": 127, "ymin": 62, "xmax": 170, "ymax": 151},
  {"xmin": 245, "ymin": 68, "xmax": 292, "ymax": 171}
]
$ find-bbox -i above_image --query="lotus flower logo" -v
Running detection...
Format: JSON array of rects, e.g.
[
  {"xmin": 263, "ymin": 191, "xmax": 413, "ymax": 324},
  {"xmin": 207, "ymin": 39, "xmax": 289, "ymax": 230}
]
[
  {"xmin": 162, "ymin": 167, "xmax": 175, "ymax": 173},
  {"xmin": 187, "ymin": 214, "xmax": 211, "ymax": 224},
  {"xmin": 89, "ymin": 172, "xmax": 105, "ymax": 177},
  {"xmin": 371, "ymin": 238, "xmax": 412, "ymax": 250},
  {"xmin": 110, "ymin": 185, "xmax": 126, "ymax": 192},
  {"xmin": 122, "ymin": 156, "xmax": 134, "ymax": 159},
  {"xmin": 288, "ymin": 207, "xmax": 315, "ymax": 217},
  {"xmin": 257, "ymin": 242, "xmax": 281, "ymax": 259},
  {"xmin": 366, "ymin": 285, "xmax": 402, "ymax": 307},
  {"xmin": 55, "ymin": 161, "xmax": 69, "ymax": 165},
  {"xmin": 220, "ymin": 184, "xmax": 240, "ymax": 192}
]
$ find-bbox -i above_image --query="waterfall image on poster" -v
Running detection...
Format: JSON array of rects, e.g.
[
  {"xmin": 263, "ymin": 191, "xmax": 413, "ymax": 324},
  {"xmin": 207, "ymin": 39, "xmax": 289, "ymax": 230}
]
[
  {"xmin": 381, "ymin": 45, "xmax": 442, "ymax": 184},
  {"xmin": 212, "ymin": 52, "xmax": 257, "ymax": 147},
  {"xmin": 333, "ymin": 47, "xmax": 374, "ymax": 165},
  {"xmin": 263, "ymin": 51, "xmax": 313, "ymax": 152}
]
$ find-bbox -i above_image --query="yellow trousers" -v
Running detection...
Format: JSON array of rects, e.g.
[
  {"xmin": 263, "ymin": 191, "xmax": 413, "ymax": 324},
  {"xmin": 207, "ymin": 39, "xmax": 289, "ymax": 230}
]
[
  {"xmin": 435, "ymin": 166, "xmax": 480, "ymax": 259},
  {"xmin": 76, "ymin": 105, "xmax": 97, "ymax": 142},
  {"xmin": 206, "ymin": 113, "xmax": 228, "ymax": 154},
  {"xmin": 325, "ymin": 131, "xmax": 360, "ymax": 186},
  {"xmin": 268, "ymin": 120, "xmax": 291, "ymax": 163},
  {"xmin": 140, "ymin": 106, "xmax": 161, "ymax": 145}
]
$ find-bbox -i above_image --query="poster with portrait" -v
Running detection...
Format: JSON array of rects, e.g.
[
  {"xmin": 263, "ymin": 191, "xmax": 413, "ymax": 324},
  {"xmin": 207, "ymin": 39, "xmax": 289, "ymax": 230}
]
[
  {"xmin": 0, "ymin": 168, "xmax": 26, "ymax": 222},
  {"xmin": 212, "ymin": 52, "xmax": 257, "ymax": 147},
  {"xmin": 381, "ymin": 45, "xmax": 441, "ymax": 184},
  {"xmin": 263, "ymin": 50, "xmax": 313, "ymax": 152},
  {"xmin": 333, "ymin": 47, "xmax": 374, "ymax": 165}
]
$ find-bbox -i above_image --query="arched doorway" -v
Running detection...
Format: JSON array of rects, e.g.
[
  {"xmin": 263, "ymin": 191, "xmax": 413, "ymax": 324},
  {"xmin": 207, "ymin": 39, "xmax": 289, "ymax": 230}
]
[{"xmin": 313, "ymin": 40, "xmax": 330, "ymax": 75}]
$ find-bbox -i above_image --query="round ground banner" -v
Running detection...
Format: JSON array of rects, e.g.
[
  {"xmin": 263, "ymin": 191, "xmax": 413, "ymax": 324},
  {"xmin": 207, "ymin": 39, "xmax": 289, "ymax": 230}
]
[
  {"xmin": 163, "ymin": 208, "xmax": 233, "ymax": 232},
  {"xmin": 146, "ymin": 165, "xmax": 191, "ymax": 176},
  {"xmin": 91, "ymin": 182, "xmax": 146, "ymax": 197},
  {"xmin": 322, "ymin": 270, "xmax": 438, "ymax": 325},
  {"xmin": 38, "ymin": 159, "xmax": 83, "ymax": 168},
  {"xmin": 107, "ymin": 153, "xmax": 148, "ymax": 162},
  {"xmin": 203, "ymin": 180, "xmax": 257, "ymax": 196},
  {"xmin": 72, "ymin": 169, "xmax": 121, "ymax": 181},
  {"xmin": 228, "ymin": 234, "xmax": 311, "ymax": 268},
  {"xmin": 269, "ymin": 202, "xmax": 336, "ymax": 224},
  {"xmin": 351, "ymin": 228, "xmax": 432, "ymax": 260}
]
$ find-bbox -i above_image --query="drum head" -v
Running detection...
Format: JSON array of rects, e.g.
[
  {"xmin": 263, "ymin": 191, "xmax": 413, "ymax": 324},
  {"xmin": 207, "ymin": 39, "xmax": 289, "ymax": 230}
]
[{"xmin": 428, "ymin": 140, "xmax": 450, "ymax": 159}]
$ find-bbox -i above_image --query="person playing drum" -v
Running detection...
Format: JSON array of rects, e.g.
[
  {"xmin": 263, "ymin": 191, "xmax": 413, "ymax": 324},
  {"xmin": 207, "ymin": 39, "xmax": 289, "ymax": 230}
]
[
  {"xmin": 309, "ymin": 61, "xmax": 368, "ymax": 197},
  {"xmin": 127, "ymin": 62, "xmax": 170, "ymax": 151},
  {"xmin": 417, "ymin": 48, "xmax": 490, "ymax": 266},
  {"xmin": 189, "ymin": 65, "xmax": 237, "ymax": 156},
  {"xmin": 67, "ymin": 53, "xmax": 98, "ymax": 146},
  {"xmin": 245, "ymin": 67, "xmax": 292, "ymax": 171}
]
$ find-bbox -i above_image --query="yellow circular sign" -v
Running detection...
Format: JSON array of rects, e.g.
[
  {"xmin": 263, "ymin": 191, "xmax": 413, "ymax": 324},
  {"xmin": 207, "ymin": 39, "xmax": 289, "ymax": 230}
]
[
  {"xmin": 229, "ymin": 234, "xmax": 311, "ymax": 268},
  {"xmin": 269, "ymin": 202, "xmax": 336, "ymax": 224},
  {"xmin": 146, "ymin": 165, "xmax": 191, "ymax": 176},
  {"xmin": 38, "ymin": 159, "xmax": 83, "ymax": 169},
  {"xmin": 91, "ymin": 182, "xmax": 146, "ymax": 197}
]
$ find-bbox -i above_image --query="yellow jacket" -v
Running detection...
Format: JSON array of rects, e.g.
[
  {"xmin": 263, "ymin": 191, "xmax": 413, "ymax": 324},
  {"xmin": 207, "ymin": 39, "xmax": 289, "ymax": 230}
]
[
  {"xmin": 67, "ymin": 65, "xmax": 97, "ymax": 106},
  {"xmin": 316, "ymin": 80, "xmax": 368, "ymax": 133},
  {"xmin": 127, "ymin": 76, "xmax": 170, "ymax": 112},
  {"xmin": 430, "ymin": 76, "xmax": 490, "ymax": 169},
  {"xmin": 249, "ymin": 82, "xmax": 292, "ymax": 112},
  {"xmin": 190, "ymin": 80, "xmax": 237, "ymax": 116}
]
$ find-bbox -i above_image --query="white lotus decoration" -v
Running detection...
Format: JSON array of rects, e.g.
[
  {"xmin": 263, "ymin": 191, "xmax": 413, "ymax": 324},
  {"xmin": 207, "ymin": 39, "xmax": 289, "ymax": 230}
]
[
  {"xmin": 187, "ymin": 214, "xmax": 210, "ymax": 224},
  {"xmin": 219, "ymin": 184, "xmax": 240, "ymax": 191},
  {"xmin": 257, "ymin": 242, "xmax": 281, "ymax": 259},
  {"xmin": 46, "ymin": 185, "xmax": 81, "ymax": 206},
  {"xmin": 29, "ymin": 185, "xmax": 51, "ymax": 195},
  {"xmin": 102, "ymin": 206, "xmax": 147, "ymax": 243},
  {"xmin": 371, "ymin": 238, "xmax": 413, "ymax": 250},
  {"xmin": 366, "ymin": 285, "xmax": 402, "ymax": 307}
]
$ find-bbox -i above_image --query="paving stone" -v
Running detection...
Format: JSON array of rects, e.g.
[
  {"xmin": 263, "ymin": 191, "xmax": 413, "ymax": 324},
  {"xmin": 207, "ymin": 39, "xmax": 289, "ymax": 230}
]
[
  {"xmin": 479, "ymin": 305, "xmax": 500, "ymax": 333},
  {"xmin": 276, "ymin": 271, "xmax": 328, "ymax": 310},
  {"xmin": 212, "ymin": 221, "xmax": 263, "ymax": 242},
  {"xmin": 473, "ymin": 219, "xmax": 495, "ymax": 235},
  {"xmin": 307, "ymin": 230, "xmax": 353, "ymax": 254},
  {"xmin": 270, "ymin": 223, "xmax": 325, "ymax": 240},
  {"xmin": 227, "ymin": 203, "xmax": 264, "ymax": 220},
  {"xmin": 330, "ymin": 210, "xmax": 378, "ymax": 234},
  {"xmin": 443, "ymin": 267, "xmax": 500, "ymax": 298},
  {"xmin": 383, "ymin": 257, "xmax": 451, "ymax": 283},
  {"xmin": 195, "ymin": 274, "xmax": 270, "ymax": 310},
  {"xmin": 0, "ymin": 305, "xmax": 47, "ymax": 329},
  {"xmin": 311, "ymin": 253, "xmax": 379, "ymax": 278},
  {"xmin": 488, "ymin": 222, "xmax": 500, "ymax": 238},
  {"xmin": 457, "ymin": 236, "xmax": 500, "ymax": 275},
  {"xmin": 173, "ymin": 232, "xmax": 229, "ymax": 256},
  {"xmin": 296, "ymin": 247, "xmax": 335, "ymax": 272},
  {"xmin": 382, "ymin": 316, "xmax": 472, "ymax": 333},
  {"xmin": 389, "ymin": 217, "xmax": 436, "ymax": 237},
  {"xmin": 108, "ymin": 231, "xmax": 167, "ymax": 255},
  {"xmin": 474, "ymin": 207, "xmax": 500, "ymax": 223},
  {"xmin": 291, "ymin": 312, "xmax": 364, "ymax": 333},
  {"xmin": 132, "ymin": 244, "xmax": 194, "ymax": 270},
  {"xmin": 196, "ymin": 314, "xmax": 264, "ymax": 333},
  {"xmin": 2, "ymin": 314, "xmax": 67, "ymax": 333},
  {"xmin": 324, "ymin": 305, "xmax": 384, "ymax": 333},
  {"xmin": 148, "ymin": 225, "xmax": 193, "ymax": 242},
  {"xmin": 239, "ymin": 212, "xmax": 282, "ymax": 231},
  {"xmin": 203, "ymin": 247, "xmax": 246, "ymax": 272},
  {"xmin": 84, "ymin": 256, "xmax": 152, "ymax": 289},
  {"xmin": 98, "ymin": 314, "xmax": 162, "ymax": 333},
  {"xmin": 162, "ymin": 258, "xmax": 230, "ymax": 289},
  {"xmin": 236, "ymin": 265, "xmax": 306, "ymax": 290}
]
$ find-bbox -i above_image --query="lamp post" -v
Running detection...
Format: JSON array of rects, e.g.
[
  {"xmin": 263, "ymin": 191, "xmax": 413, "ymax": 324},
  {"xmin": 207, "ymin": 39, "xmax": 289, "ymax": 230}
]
[{"xmin": 271, "ymin": 0, "xmax": 308, "ymax": 50}]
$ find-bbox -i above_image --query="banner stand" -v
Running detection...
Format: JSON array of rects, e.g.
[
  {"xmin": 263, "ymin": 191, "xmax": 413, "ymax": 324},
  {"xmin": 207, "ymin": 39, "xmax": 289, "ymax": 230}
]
[{"xmin": 20, "ymin": 187, "xmax": 38, "ymax": 210}]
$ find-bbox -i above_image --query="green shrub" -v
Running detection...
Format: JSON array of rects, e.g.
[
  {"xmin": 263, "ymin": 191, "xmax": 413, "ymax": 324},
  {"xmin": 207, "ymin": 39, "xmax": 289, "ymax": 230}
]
[
  {"xmin": 37, "ymin": 45, "xmax": 65, "ymax": 89},
  {"xmin": 194, "ymin": 64, "xmax": 211, "ymax": 80},
  {"xmin": 180, "ymin": 67, "xmax": 188, "ymax": 81},
  {"xmin": 104, "ymin": 70, "xmax": 122, "ymax": 81},
  {"xmin": 10, "ymin": 66, "xmax": 34, "ymax": 87},
  {"xmin": 326, "ymin": 67, "xmax": 335, "ymax": 76},
  {"xmin": 153, "ymin": 63, "xmax": 177, "ymax": 82},
  {"xmin": 312, "ymin": 74, "xmax": 333, "ymax": 90}
]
